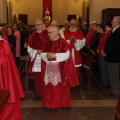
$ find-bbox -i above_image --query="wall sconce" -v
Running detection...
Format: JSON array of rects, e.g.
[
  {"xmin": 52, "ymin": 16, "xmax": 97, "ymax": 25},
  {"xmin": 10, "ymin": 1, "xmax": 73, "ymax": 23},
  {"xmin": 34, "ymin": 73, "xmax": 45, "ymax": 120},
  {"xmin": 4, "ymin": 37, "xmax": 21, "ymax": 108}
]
[
  {"xmin": 74, "ymin": 0, "xmax": 79, "ymax": 2},
  {"xmin": 15, "ymin": 0, "xmax": 21, "ymax": 3}
]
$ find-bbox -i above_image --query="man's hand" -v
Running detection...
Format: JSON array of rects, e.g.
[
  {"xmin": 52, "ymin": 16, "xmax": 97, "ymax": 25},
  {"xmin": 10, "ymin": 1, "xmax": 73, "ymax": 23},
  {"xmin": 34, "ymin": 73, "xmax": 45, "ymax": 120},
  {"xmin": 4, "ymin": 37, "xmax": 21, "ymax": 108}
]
[
  {"xmin": 46, "ymin": 52, "xmax": 56, "ymax": 59},
  {"xmin": 101, "ymin": 49, "xmax": 106, "ymax": 56},
  {"xmin": 37, "ymin": 50, "xmax": 42, "ymax": 55},
  {"xmin": 70, "ymin": 35, "xmax": 76, "ymax": 43}
]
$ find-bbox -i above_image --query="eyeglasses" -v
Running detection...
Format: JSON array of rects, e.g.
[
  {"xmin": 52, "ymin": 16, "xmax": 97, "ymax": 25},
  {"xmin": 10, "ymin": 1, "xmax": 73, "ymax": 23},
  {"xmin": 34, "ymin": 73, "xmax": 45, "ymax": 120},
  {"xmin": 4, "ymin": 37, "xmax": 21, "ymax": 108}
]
[
  {"xmin": 35, "ymin": 23, "xmax": 43, "ymax": 26},
  {"xmin": 70, "ymin": 23, "xmax": 77, "ymax": 26},
  {"xmin": 48, "ymin": 30, "xmax": 56, "ymax": 34}
]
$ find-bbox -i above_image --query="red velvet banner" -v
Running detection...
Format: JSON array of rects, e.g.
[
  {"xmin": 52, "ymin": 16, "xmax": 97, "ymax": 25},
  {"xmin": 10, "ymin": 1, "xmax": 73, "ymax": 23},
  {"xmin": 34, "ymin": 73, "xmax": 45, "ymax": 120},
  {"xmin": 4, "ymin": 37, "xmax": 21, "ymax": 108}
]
[{"xmin": 43, "ymin": 0, "xmax": 52, "ymax": 18}]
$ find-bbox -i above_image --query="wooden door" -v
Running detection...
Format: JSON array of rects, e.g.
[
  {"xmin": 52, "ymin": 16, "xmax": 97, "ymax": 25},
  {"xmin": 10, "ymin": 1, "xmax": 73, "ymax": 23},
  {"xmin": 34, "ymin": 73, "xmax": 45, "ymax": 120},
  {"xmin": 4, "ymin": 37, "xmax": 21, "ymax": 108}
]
[{"xmin": 18, "ymin": 14, "xmax": 28, "ymax": 25}]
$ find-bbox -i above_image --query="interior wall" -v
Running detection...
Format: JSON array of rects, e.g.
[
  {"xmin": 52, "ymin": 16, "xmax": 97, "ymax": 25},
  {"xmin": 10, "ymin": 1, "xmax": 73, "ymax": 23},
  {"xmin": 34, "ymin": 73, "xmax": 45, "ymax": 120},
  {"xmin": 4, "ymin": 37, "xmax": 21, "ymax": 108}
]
[
  {"xmin": 52, "ymin": 0, "xmax": 82, "ymax": 25},
  {"xmin": 8, "ymin": 0, "xmax": 120, "ymax": 25},
  {"xmin": 11, "ymin": 0, "xmax": 82, "ymax": 25},
  {"xmin": 89, "ymin": 0, "xmax": 120, "ymax": 23},
  {"xmin": 0, "ymin": 0, "xmax": 7, "ymax": 23},
  {"xmin": 12, "ymin": 0, "xmax": 43, "ymax": 25}
]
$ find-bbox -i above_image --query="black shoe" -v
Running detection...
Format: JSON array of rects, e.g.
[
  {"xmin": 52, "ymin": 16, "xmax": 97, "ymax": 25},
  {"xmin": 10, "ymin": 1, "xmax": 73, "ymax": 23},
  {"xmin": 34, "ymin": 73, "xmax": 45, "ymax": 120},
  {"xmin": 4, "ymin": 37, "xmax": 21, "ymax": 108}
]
[
  {"xmin": 41, "ymin": 107, "xmax": 57, "ymax": 111},
  {"xmin": 41, "ymin": 107, "xmax": 47, "ymax": 111},
  {"xmin": 35, "ymin": 96, "xmax": 43, "ymax": 100}
]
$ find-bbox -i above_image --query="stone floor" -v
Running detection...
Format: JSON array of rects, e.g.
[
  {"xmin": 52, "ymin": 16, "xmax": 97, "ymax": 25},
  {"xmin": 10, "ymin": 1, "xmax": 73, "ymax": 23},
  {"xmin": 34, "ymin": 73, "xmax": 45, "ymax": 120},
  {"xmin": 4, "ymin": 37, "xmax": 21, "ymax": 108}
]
[{"xmin": 21, "ymin": 77, "xmax": 118, "ymax": 120}]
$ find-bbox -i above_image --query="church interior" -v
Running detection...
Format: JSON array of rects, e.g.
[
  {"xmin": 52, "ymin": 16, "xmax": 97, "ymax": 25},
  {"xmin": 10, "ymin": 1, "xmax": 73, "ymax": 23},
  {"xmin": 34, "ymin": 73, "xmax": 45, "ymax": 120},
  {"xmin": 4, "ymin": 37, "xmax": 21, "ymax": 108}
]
[{"xmin": 0, "ymin": 0, "xmax": 120, "ymax": 120}]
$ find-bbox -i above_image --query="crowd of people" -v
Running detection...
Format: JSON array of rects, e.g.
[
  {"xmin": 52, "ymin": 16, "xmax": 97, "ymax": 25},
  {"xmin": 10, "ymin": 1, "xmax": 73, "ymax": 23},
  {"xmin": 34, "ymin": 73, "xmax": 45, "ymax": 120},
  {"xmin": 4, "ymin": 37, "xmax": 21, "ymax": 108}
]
[{"xmin": 0, "ymin": 16, "xmax": 120, "ymax": 119}]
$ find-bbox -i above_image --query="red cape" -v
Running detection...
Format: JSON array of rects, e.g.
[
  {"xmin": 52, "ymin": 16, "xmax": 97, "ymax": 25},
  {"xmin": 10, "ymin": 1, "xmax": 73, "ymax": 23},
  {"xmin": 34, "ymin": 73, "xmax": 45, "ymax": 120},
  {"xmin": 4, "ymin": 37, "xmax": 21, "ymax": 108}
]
[
  {"xmin": 0, "ymin": 40, "xmax": 24, "ymax": 103},
  {"xmin": 41, "ymin": 37, "xmax": 79, "ymax": 87},
  {"xmin": 28, "ymin": 30, "xmax": 49, "ymax": 74},
  {"xmin": 28, "ymin": 30, "xmax": 49, "ymax": 49}
]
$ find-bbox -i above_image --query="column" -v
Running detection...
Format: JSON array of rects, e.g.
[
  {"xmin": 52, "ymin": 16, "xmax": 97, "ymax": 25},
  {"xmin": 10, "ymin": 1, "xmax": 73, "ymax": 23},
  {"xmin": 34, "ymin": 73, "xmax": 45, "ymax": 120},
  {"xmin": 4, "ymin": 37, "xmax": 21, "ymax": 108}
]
[{"xmin": 0, "ymin": 0, "xmax": 7, "ymax": 24}]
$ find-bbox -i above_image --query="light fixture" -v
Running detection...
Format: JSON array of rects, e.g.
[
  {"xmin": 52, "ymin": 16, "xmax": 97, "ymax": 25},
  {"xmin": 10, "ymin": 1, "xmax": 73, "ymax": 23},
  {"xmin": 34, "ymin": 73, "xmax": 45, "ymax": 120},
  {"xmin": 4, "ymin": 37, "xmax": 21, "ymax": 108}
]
[{"xmin": 15, "ymin": 0, "xmax": 21, "ymax": 3}]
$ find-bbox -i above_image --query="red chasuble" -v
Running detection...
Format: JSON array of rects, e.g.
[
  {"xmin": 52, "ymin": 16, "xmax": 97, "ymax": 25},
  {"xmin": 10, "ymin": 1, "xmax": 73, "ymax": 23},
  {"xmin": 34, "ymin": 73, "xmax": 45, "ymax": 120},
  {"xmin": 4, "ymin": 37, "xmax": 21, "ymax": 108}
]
[
  {"xmin": 41, "ymin": 37, "xmax": 79, "ymax": 108},
  {"xmin": 64, "ymin": 28, "xmax": 84, "ymax": 65},
  {"xmin": 0, "ymin": 40, "xmax": 24, "ymax": 120}
]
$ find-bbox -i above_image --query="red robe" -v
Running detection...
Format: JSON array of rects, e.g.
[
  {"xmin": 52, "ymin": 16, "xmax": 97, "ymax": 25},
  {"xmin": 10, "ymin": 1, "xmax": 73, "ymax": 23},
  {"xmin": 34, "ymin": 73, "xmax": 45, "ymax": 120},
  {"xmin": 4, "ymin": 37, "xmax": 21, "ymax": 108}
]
[
  {"xmin": 41, "ymin": 37, "xmax": 79, "ymax": 109},
  {"xmin": 28, "ymin": 30, "xmax": 49, "ymax": 73},
  {"xmin": 0, "ymin": 28, "xmax": 8, "ymax": 41},
  {"xmin": 0, "ymin": 39, "xmax": 24, "ymax": 120},
  {"xmin": 63, "ymin": 28, "xmax": 84, "ymax": 66},
  {"xmin": 28, "ymin": 30, "xmax": 49, "ymax": 49},
  {"xmin": 28, "ymin": 30, "xmax": 49, "ymax": 97}
]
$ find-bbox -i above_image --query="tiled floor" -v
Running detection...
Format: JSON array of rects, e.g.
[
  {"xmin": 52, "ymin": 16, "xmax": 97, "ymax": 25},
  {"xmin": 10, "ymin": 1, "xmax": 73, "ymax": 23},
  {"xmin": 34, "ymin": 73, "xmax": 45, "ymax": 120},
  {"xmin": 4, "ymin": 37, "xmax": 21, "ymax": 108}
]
[
  {"xmin": 21, "ymin": 86, "xmax": 118, "ymax": 120},
  {"xmin": 21, "ymin": 73, "xmax": 119, "ymax": 120}
]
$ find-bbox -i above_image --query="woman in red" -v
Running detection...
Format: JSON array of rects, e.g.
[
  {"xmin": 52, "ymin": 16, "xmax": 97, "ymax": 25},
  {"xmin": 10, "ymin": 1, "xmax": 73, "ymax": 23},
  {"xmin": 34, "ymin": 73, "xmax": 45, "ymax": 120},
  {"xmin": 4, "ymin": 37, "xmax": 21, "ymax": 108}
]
[{"xmin": 0, "ymin": 28, "xmax": 24, "ymax": 120}]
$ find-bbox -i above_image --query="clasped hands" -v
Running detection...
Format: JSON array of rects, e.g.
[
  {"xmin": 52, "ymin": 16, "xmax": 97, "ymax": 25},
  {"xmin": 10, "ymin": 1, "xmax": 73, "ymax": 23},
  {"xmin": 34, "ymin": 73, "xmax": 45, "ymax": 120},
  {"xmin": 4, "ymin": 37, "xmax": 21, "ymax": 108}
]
[
  {"xmin": 37, "ymin": 50, "xmax": 56, "ymax": 59},
  {"xmin": 37, "ymin": 50, "xmax": 42, "ymax": 55},
  {"xmin": 46, "ymin": 52, "xmax": 56, "ymax": 59},
  {"xmin": 70, "ymin": 35, "xmax": 76, "ymax": 43}
]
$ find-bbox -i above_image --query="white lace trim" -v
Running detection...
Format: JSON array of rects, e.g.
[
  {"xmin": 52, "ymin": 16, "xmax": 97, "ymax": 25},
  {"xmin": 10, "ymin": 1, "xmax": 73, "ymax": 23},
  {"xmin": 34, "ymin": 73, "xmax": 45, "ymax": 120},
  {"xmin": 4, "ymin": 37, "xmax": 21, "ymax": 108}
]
[{"xmin": 44, "ymin": 62, "xmax": 62, "ymax": 86}]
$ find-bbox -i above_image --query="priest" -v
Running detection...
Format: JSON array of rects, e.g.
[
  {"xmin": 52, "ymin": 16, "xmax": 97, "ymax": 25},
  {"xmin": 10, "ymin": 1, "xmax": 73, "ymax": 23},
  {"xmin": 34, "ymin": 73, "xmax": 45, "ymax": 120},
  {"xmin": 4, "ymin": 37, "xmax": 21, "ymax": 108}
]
[
  {"xmin": 41, "ymin": 25, "xmax": 78, "ymax": 110},
  {"xmin": 28, "ymin": 19, "xmax": 49, "ymax": 98},
  {"xmin": 61, "ymin": 19, "xmax": 85, "ymax": 76}
]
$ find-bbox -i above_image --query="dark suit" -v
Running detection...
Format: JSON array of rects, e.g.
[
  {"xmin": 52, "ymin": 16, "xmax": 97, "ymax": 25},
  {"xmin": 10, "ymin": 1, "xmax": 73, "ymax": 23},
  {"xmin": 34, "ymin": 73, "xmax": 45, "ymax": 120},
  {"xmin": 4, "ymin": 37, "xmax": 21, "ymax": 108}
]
[
  {"xmin": 104, "ymin": 27, "xmax": 120, "ymax": 63},
  {"xmin": 103, "ymin": 27, "xmax": 120, "ymax": 94}
]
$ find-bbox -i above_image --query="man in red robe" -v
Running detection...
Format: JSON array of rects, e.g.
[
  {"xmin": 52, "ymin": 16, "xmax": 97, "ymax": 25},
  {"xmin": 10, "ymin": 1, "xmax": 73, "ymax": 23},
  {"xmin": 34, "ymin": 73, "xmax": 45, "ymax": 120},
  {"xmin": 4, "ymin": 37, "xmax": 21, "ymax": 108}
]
[
  {"xmin": 0, "ymin": 28, "xmax": 24, "ymax": 120},
  {"xmin": 41, "ymin": 25, "xmax": 78, "ymax": 110},
  {"xmin": 28, "ymin": 19, "xmax": 49, "ymax": 98},
  {"xmin": 61, "ymin": 19, "xmax": 85, "ymax": 76}
]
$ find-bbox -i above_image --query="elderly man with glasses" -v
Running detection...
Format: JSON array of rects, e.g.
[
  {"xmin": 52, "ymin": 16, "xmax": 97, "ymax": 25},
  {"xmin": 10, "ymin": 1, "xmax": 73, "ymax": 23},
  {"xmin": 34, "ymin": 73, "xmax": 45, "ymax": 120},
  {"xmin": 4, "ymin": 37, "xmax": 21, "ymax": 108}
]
[
  {"xmin": 61, "ymin": 19, "xmax": 86, "ymax": 77},
  {"xmin": 28, "ymin": 19, "xmax": 49, "ymax": 99},
  {"xmin": 41, "ymin": 25, "xmax": 78, "ymax": 110}
]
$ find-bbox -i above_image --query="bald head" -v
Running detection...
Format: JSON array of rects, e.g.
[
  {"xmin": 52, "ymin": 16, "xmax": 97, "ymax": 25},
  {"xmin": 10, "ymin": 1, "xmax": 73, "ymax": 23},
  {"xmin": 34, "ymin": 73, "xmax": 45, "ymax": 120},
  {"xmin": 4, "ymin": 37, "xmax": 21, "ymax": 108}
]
[
  {"xmin": 70, "ymin": 19, "xmax": 77, "ymax": 24},
  {"xmin": 63, "ymin": 21, "xmax": 69, "ymax": 29},
  {"xmin": 35, "ymin": 19, "xmax": 44, "ymax": 32},
  {"xmin": 48, "ymin": 25, "xmax": 58, "ymax": 31},
  {"xmin": 35, "ymin": 19, "xmax": 43, "ymax": 24},
  {"xmin": 48, "ymin": 25, "xmax": 59, "ymax": 41}
]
